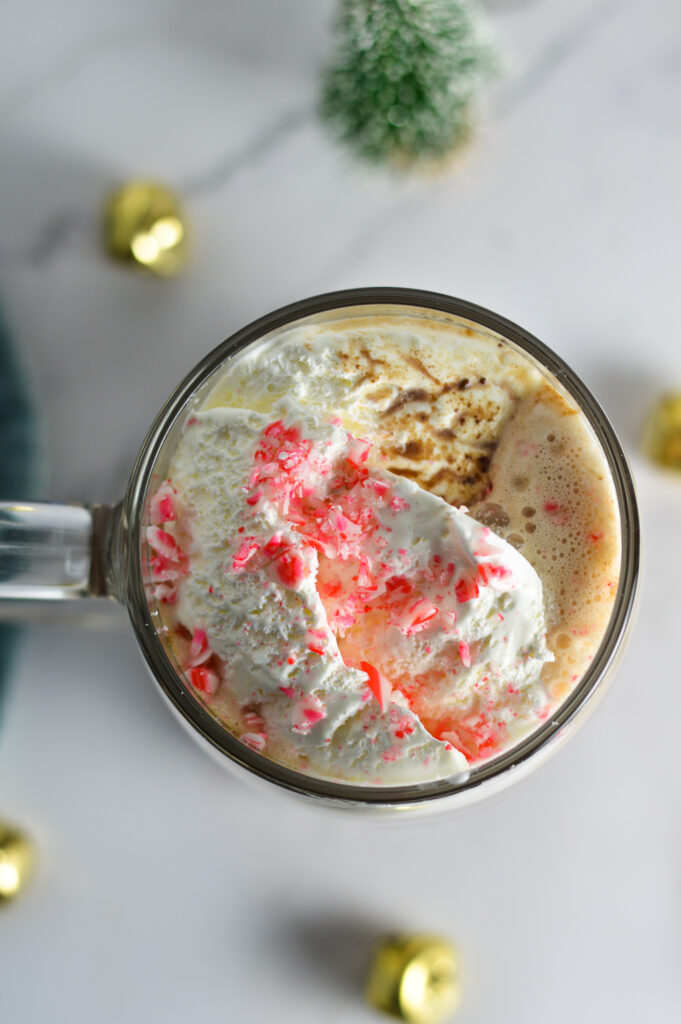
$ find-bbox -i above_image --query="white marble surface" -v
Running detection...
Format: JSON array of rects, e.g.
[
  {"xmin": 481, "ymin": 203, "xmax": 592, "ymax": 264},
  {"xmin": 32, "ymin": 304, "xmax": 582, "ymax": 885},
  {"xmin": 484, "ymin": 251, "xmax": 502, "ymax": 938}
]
[{"xmin": 1, "ymin": 1, "xmax": 681, "ymax": 1021}]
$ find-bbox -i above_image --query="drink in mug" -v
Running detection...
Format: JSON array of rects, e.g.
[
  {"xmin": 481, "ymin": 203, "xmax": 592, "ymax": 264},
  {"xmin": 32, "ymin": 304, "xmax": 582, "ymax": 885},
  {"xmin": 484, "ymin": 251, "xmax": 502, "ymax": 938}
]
[
  {"xmin": 134, "ymin": 291, "xmax": 636, "ymax": 806},
  {"xmin": 0, "ymin": 291, "xmax": 638, "ymax": 811}
]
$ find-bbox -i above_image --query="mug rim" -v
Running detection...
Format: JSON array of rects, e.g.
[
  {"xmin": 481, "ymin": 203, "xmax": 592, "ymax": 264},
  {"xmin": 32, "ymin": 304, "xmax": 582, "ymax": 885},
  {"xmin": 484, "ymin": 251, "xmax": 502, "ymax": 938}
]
[{"xmin": 123, "ymin": 287, "xmax": 640, "ymax": 810}]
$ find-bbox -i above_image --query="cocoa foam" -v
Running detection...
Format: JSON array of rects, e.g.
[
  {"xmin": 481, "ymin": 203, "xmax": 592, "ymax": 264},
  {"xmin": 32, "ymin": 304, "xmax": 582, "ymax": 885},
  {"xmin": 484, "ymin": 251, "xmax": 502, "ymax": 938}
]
[{"xmin": 470, "ymin": 381, "xmax": 621, "ymax": 700}]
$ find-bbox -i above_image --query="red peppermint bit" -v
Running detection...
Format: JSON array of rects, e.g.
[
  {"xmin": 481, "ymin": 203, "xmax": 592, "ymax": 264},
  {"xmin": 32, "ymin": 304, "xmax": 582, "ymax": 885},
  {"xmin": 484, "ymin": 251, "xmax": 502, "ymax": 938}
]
[
  {"xmin": 188, "ymin": 627, "xmax": 211, "ymax": 666},
  {"xmin": 232, "ymin": 538, "xmax": 260, "ymax": 571},
  {"xmin": 190, "ymin": 665, "xmax": 218, "ymax": 695},
  {"xmin": 589, "ymin": 531, "xmax": 603, "ymax": 543},
  {"xmin": 150, "ymin": 555, "xmax": 180, "ymax": 582},
  {"xmin": 306, "ymin": 536, "xmax": 335, "ymax": 558},
  {"xmin": 390, "ymin": 495, "xmax": 410, "ymax": 512},
  {"xmin": 244, "ymin": 711, "xmax": 265, "ymax": 729},
  {"xmin": 150, "ymin": 486, "xmax": 177, "ymax": 525},
  {"xmin": 276, "ymin": 551, "xmax": 306, "ymax": 587},
  {"xmin": 455, "ymin": 574, "xmax": 479, "ymax": 603},
  {"xmin": 306, "ymin": 629, "xmax": 328, "ymax": 655},
  {"xmin": 357, "ymin": 555, "xmax": 373, "ymax": 589},
  {"xmin": 385, "ymin": 575, "xmax": 412, "ymax": 595},
  {"xmin": 286, "ymin": 656, "xmax": 296, "ymax": 666},
  {"xmin": 263, "ymin": 533, "xmax": 283, "ymax": 556},
  {"xmin": 400, "ymin": 598, "xmax": 438, "ymax": 636},
  {"xmin": 458, "ymin": 641, "xmax": 472, "ymax": 668},
  {"xmin": 264, "ymin": 419, "xmax": 286, "ymax": 438},
  {"xmin": 245, "ymin": 491, "xmax": 262, "ymax": 506},
  {"xmin": 333, "ymin": 509, "xmax": 357, "ymax": 536},
  {"xmin": 367, "ymin": 478, "xmax": 390, "ymax": 497},
  {"xmin": 360, "ymin": 661, "xmax": 392, "ymax": 713},
  {"xmin": 146, "ymin": 526, "xmax": 184, "ymax": 563},
  {"xmin": 544, "ymin": 501, "xmax": 570, "ymax": 524},
  {"xmin": 331, "ymin": 610, "xmax": 357, "ymax": 633},
  {"xmin": 291, "ymin": 695, "xmax": 326, "ymax": 734},
  {"xmin": 346, "ymin": 437, "xmax": 370, "ymax": 467},
  {"xmin": 486, "ymin": 563, "xmax": 511, "ymax": 581},
  {"xmin": 391, "ymin": 715, "xmax": 415, "ymax": 740},
  {"xmin": 241, "ymin": 732, "xmax": 266, "ymax": 752},
  {"xmin": 158, "ymin": 495, "xmax": 174, "ymax": 521}
]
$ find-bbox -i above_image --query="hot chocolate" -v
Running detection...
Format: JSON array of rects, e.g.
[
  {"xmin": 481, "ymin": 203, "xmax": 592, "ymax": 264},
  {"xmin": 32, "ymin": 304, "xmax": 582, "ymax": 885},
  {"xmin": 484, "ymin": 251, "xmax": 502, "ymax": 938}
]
[{"xmin": 144, "ymin": 312, "xmax": 620, "ymax": 785}]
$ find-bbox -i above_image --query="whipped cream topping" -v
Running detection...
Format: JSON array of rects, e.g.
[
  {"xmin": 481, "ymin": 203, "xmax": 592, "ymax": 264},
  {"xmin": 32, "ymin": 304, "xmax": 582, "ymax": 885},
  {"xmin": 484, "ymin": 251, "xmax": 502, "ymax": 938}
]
[{"xmin": 148, "ymin": 388, "xmax": 553, "ymax": 785}]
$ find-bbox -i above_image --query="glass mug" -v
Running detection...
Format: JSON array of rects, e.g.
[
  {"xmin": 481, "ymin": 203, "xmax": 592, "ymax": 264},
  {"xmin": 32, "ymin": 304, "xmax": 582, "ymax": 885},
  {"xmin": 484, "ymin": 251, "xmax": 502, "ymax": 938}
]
[{"xmin": 0, "ymin": 289, "xmax": 640, "ymax": 813}]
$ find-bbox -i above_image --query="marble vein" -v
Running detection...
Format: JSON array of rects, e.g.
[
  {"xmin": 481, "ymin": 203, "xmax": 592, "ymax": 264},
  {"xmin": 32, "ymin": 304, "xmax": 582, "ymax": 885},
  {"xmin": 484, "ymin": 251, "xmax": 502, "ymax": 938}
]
[
  {"xmin": 0, "ymin": 106, "xmax": 312, "ymax": 270},
  {"xmin": 181, "ymin": 105, "xmax": 312, "ymax": 198},
  {"xmin": 0, "ymin": 212, "xmax": 90, "ymax": 270},
  {"xmin": 497, "ymin": 0, "xmax": 623, "ymax": 117}
]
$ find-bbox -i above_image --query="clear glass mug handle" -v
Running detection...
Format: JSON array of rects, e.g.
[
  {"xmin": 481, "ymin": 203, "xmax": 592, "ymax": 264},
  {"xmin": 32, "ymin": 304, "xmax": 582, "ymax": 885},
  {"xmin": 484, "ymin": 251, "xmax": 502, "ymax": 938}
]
[{"xmin": 0, "ymin": 500, "xmax": 121, "ymax": 609}]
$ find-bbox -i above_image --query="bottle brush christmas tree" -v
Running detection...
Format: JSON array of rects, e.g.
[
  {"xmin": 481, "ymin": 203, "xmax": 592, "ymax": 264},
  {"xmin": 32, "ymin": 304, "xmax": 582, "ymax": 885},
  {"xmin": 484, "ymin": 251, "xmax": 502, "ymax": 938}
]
[{"xmin": 320, "ymin": 0, "xmax": 498, "ymax": 170}]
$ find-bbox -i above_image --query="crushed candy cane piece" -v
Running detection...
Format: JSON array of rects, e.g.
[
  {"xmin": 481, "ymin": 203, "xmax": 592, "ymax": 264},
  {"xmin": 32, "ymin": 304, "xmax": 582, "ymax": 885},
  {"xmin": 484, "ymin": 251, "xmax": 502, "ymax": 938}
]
[
  {"xmin": 241, "ymin": 733, "xmax": 267, "ymax": 752},
  {"xmin": 147, "ymin": 526, "xmax": 184, "ymax": 563},
  {"xmin": 276, "ymin": 551, "xmax": 306, "ymax": 587},
  {"xmin": 400, "ymin": 598, "xmax": 439, "ymax": 636},
  {"xmin": 188, "ymin": 627, "xmax": 211, "ymax": 666},
  {"xmin": 190, "ymin": 665, "xmax": 219, "ymax": 695},
  {"xmin": 292, "ymin": 694, "xmax": 327, "ymax": 734},
  {"xmin": 232, "ymin": 538, "xmax": 260, "ymax": 571},
  {"xmin": 360, "ymin": 661, "xmax": 392, "ymax": 713},
  {"xmin": 150, "ymin": 485, "xmax": 177, "ymax": 525}
]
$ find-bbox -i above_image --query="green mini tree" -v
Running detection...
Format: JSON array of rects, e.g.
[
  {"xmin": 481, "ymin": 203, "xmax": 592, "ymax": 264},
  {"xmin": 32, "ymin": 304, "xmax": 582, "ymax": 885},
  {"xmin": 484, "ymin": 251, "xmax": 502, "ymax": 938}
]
[{"xmin": 320, "ymin": 0, "xmax": 498, "ymax": 169}]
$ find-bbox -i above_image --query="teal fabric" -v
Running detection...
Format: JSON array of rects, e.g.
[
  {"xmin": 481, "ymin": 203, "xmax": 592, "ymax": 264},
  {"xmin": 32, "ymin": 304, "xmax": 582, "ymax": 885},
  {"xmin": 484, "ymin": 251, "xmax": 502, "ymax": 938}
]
[{"xmin": 0, "ymin": 306, "xmax": 41, "ymax": 720}]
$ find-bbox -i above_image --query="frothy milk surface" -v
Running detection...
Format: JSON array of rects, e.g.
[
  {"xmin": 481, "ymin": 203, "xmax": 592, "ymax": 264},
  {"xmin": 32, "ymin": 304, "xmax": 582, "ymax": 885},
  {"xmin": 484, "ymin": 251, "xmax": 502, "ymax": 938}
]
[{"xmin": 145, "ymin": 314, "xmax": 621, "ymax": 786}]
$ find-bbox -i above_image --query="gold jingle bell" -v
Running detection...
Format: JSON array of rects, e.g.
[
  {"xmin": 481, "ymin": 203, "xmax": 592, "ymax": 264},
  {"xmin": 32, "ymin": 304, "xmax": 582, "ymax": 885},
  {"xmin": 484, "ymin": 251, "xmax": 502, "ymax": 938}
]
[
  {"xmin": 103, "ymin": 180, "xmax": 188, "ymax": 276},
  {"xmin": 366, "ymin": 933, "xmax": 461, "ymax": 1023},
  {"xmin": 0, "ymin": 822, "xmax": 35, "ymax": 903},
  {"xmin": 644, "ymin": 392, "xmax": 681, "ymax": 470}
]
